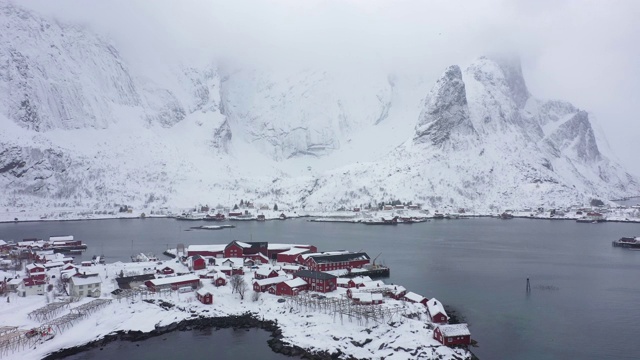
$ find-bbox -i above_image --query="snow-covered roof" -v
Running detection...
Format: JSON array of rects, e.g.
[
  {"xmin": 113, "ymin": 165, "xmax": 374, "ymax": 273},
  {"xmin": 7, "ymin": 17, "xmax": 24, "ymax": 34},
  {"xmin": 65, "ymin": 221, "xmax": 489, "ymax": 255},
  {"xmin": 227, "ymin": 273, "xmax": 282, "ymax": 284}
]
[
  {"xmin": 255, "ymin": 267, "xmax": 277, "ymax": 277},
  {"xmin": 0, "ymin": 240, "xmax": 6, "ymax": 246},
  {"xmin": 196, "ymin": 288, "xmax": 213, "ymax": 296},
  {"xmin": 360, "ymin": 280, "xmax": 386, "ymax": 288},
  {"xmin": 404, "ymin": 291, "xmax": 425, "ymax": 303},
  {"xmin": 50, "ymin": 235, "xmax": 74, "ymax": 241},
  {"xmin": 231, "ymin": 241, "xmax": 251, "ymax": 248},
  {"xmin": 300, "ymin": 251, "xmax": 349, "ymax": 260},
  {"xmin": 149, "ymin": 274, "xmax": 200, "ymax": 286},
  {"xmin": 8, "ymin": 278, "xmax": 22, "ymax": 285},
  {"xmin": 324, "ymin": 269, "xmax": 349, "ymax": 277},
  {"xmin": 253, "ymin": 276, "xmax": 290, "ymax": 287},
  {"xmin": 284, "ymin": 278, "xmax": 308, "ymax": 288},
  {"xmin": 437, "ymin": 324, "xmax": 470, "ymax": 337},
  {"xmin": 219, "ymin": 258, "xmax": 244, "ymax": 267},
  {"xmin": 306, "ymin": 252, "xmax": 370, "ymax": 264},
  {"xmin": 337, "ymin": 278, "xmax": 350, "ymax": 285},
  {"xmin": 268, "ymin": 243, "xmax": 312, "ymax": 251},
  {"xmin": 70, "ymin": 275, "xmax": 102, "ymax": 286},
  {"xmin": 282, "ymin": 265, "xmax": 301, "ymax": 270},
  {"xmin": 43, "ymin": 253, "xmax": 65, "ymax": 261},
  {"xmin": 278, "ymin": 247, "xmax": 311, "ymax": 256},
  {"xmin": 26, "ymin": 263, "xmax": 45, "ymax": 270},
  {"xmin": 388, "ymin": 285, "xmax": 407, "ymax": 295},
  {"xmin": 352, "ymin": 276, "xmax": 372, "ymax": 284},
  {"xmin": 427, "ymin": 298, "xmax": 447, "ymax": 317},
  {"xmin": 43, "ymin": 261, "xmax": 65, "ymax": 269},
  {"xmin": 188, "ymin": 244, "xmax": 226, "ymax": 253},
  {"xmin": 352, "ymin": 292, "xmax": 383, "ymax": 302}
]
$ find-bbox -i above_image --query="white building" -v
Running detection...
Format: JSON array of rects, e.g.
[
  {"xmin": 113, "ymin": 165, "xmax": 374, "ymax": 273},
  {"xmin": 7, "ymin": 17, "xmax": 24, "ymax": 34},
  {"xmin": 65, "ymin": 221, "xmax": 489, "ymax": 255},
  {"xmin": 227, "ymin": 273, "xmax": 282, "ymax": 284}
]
[
  {"xmin": 69, "ymin": 275, "xmax": 102, "ymax": 298},
  {"xmin": 19, "ymin": 279, "xmax": 47, "ymax": 296}
]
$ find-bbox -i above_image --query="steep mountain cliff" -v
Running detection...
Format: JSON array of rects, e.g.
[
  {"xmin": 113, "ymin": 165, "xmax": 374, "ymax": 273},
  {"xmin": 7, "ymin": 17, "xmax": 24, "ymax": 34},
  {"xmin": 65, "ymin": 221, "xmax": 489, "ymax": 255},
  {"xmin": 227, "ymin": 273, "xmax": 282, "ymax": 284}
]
[{"xmin": 0, "ymin": 2, "xmax": 637, "ymax": 212}]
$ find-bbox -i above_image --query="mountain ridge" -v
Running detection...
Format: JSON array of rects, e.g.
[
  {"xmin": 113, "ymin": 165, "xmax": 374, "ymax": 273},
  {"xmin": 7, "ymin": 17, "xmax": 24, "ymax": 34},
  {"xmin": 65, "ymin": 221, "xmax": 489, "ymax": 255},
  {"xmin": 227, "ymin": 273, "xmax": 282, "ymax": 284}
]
[{"xmin": 0, "ymin": 1, "xmax": 638, "ymax": 212}]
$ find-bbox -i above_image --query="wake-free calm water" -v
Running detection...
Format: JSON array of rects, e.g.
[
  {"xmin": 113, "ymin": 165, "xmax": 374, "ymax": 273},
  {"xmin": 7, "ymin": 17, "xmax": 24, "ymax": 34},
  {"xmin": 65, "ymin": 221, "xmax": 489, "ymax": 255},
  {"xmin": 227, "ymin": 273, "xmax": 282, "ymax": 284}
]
[{"xmin": 1, "ymin": 217, "xmax": 639, "ymax": 360}]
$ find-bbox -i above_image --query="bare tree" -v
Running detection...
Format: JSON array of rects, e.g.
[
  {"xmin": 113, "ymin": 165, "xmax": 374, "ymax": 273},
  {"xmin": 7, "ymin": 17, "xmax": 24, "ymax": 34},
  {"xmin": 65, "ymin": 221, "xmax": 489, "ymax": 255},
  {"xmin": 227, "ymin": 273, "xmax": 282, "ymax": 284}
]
[
  {"xmin": 230, "ymin": 274, "xmax": 244, "ymax": 294},
  {"xmin": 237, "ymin": 280, "xmax": 247, "ymax": 300}
]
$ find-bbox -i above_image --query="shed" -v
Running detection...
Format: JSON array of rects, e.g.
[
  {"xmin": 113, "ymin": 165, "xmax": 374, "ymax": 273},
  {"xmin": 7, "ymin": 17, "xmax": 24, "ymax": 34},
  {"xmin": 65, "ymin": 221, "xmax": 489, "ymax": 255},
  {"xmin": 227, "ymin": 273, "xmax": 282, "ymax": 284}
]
[
  {"xmin": 196, "ymin": 288, "xmax": 213, "ymax": 305},
  {"xmin": 433, "ymin": 324, "xmax": 471, "ymax": 346},
  {"xmin": 427, "ymin": 298, "xmax": 449, "ymax": 324}
]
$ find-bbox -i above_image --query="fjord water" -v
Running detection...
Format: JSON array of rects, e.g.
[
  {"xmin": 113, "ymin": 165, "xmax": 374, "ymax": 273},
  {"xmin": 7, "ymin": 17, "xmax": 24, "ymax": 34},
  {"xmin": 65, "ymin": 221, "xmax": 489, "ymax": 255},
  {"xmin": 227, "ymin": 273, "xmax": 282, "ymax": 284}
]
[
  {"xmin": 2, "ymin": 218, "xmax": 639, "ymax": 360},
  {"xmin": 63, "ymin": 328, "xmax": 289, "ymax": 360}
]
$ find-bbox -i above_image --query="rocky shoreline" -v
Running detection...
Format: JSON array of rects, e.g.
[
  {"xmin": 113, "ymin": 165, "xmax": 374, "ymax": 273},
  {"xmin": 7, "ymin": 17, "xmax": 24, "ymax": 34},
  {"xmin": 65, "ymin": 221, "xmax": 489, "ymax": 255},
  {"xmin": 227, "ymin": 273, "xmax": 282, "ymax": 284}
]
[
  {"xmin": 43, "ymin": 312, "xmax": 356, "ymax": 360},
  {"xmin": 43, "ymin": 309, "xmax": 479, "ymax": 360}
]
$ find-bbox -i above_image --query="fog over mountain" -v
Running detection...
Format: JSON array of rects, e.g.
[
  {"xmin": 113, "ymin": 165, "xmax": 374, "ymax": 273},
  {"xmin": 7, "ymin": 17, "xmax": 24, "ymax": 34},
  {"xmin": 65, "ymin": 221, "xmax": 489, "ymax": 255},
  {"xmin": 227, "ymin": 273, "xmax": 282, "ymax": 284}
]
[{"xmin": 1, "ymin": 0, "xmax": 639, "ymax": 211}]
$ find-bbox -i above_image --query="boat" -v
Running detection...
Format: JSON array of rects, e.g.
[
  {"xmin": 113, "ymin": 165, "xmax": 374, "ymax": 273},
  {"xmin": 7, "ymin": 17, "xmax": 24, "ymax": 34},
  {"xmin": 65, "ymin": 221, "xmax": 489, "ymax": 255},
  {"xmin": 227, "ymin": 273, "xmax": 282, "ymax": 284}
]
[
  {"xmin": 433, "ymin": 213, "xmax": 445, "ymax": 219},
  {"xmin": 175, "ymin": 212, "xmax": 207, "ymax": 221},
  {"xmin": 92, "ymin": 254, "xmax": 106, "ymax": 265},
  {"xmin": 612, "ymin": 236, "xmax": 640, "ymax": 249},
  {"xmin": 191, "ymin": 225, "xmax": 236, "ymax": 230}
]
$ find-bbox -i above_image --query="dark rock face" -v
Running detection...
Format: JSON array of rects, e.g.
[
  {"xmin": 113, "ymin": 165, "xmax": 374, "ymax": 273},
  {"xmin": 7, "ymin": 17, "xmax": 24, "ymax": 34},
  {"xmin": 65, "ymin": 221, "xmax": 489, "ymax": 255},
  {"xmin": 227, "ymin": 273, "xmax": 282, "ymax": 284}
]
[{"xmin": 414, "ymin": 65, "xmax": 477, "ymax": 149}]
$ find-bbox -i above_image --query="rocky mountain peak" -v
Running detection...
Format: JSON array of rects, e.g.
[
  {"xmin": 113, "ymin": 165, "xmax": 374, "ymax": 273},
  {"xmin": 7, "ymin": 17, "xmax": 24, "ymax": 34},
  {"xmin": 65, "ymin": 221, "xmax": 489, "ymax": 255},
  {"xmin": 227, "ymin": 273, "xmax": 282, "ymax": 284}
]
[{"xmin": 414, "ymin": 65, "xmax": 477, "ymax": 149}]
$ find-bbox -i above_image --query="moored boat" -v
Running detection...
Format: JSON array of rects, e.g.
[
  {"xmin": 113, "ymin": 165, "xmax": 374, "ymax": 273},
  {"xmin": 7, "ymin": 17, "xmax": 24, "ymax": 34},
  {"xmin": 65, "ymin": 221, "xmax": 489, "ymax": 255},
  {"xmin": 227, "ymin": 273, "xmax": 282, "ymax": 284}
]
[
  {"xmin": 612, "ymin": 236, "xmax": 640, "ymax": 249},
  {"xmin": 175, "ymin": 212, "xmax": 207, "ymax": 220}
]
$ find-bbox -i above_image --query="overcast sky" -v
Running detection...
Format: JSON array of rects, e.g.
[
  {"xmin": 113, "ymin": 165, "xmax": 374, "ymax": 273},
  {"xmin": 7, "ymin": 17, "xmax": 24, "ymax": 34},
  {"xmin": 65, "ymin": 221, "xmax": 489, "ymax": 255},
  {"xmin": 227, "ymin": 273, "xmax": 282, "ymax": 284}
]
[{"xmin": 22, "ymin": 0, "xmax": 640, "ymax": 176}]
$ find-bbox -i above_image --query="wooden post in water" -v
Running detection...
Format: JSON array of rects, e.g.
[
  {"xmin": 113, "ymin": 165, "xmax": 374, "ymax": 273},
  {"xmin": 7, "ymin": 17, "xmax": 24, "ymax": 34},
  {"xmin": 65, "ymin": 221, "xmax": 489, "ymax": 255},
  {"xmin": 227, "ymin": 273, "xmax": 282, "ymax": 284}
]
[{"xmin": 526, "ymin": 278, "xmax": 531, "ymax": 293}]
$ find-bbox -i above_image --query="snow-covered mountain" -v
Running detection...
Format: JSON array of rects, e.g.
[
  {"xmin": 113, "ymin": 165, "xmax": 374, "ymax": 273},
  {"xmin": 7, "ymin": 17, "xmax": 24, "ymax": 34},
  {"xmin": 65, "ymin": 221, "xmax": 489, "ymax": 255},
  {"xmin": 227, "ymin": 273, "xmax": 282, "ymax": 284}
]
[{"xmin": 1, "ymin": 1, "xmax": 637, "ymax": 212}]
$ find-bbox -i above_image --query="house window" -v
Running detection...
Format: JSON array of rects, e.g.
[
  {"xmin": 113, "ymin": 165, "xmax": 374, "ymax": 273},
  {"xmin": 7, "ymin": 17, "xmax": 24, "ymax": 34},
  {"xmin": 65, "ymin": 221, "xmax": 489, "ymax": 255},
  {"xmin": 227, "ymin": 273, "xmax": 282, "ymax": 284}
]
[
  {"xmin": 79, "ymin": 285, "xmax": 84, "ymax": 289},
  {"xmin": 79, "ymin": 291, "xmax": 84, "ymax": 296},
  {"xmin": 447, "ymin": 338, "xmax": 452, "ymax": 343}
]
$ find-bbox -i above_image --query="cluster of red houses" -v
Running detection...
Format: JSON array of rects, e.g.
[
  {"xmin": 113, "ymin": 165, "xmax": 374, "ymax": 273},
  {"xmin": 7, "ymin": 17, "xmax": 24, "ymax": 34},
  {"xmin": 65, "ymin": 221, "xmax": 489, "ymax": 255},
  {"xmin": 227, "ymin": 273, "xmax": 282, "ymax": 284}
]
[{"xmin": 123, "ymin": 239, "xmax": 471, "ymax": 347}]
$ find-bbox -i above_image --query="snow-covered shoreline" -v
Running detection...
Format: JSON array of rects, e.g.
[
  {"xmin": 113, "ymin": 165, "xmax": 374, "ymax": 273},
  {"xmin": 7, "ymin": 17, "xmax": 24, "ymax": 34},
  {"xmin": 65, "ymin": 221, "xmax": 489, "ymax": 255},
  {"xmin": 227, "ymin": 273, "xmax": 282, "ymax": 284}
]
[{"xmin": 2, "ymin": 206, "xmax": 639, "ymax": 225}]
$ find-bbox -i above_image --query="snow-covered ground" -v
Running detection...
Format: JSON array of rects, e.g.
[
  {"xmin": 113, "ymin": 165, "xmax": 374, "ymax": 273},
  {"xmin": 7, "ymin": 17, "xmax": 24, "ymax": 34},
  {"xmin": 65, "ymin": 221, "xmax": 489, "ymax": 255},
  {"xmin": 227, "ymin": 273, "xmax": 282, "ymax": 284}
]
[{"xmin": 0, "ymin": 259, "xmax": 471, "ymax": 360}]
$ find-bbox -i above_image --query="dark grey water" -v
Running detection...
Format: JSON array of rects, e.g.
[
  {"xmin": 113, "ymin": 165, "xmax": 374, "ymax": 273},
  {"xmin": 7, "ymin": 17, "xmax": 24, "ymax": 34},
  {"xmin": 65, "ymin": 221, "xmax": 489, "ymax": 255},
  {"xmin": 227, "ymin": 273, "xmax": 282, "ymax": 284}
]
[
  {"xmin": 2, "ymin": 218, "xmax": 639, "ymax": 360},
  {"xmin": 63, "ymin": 328, "xmax": 288, "ymax": 360}
]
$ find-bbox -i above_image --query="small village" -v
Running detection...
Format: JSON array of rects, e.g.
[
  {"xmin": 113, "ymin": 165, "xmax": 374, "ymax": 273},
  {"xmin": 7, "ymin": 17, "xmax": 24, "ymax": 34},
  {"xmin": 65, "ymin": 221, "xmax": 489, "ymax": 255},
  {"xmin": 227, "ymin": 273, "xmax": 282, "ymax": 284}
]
[{"xmin": 0, "ymin": 236, "xmax": 473, "ymax": 360}]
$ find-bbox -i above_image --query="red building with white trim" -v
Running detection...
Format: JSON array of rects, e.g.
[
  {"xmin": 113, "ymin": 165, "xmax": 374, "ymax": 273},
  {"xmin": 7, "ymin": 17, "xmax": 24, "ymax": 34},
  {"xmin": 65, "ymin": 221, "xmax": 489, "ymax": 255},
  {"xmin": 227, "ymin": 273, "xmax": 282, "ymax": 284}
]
[
  {"xmin": 433, "ymin": 324, "xmax": 471, "ymax": 346},
  {"xmin": 252, "ymin": 276, "xmax": 289, "ymax": 293},
  {"xmin": 275, "ymin": 278, "xmax": 308, "ymax": 296},
  {"xmin": 189, "ymin": 255, "xmax": 206, "ymax": 271},
  {"xmin": 299, "ymin": 252, "xmax": 370, "ymax": 272},
  {"xmin": 145, "ymin": 274, "xmax": 200, "ymax": 292},
  {"xmin": 25, "ymin": 263, "xmax": 46, "ymax": 281},
  {"xmin": 293, "ymin": 270, "xmax": 337, "ymax": 293},
  {"xmin": 196, "ymin": 288, "xmax": 213, "ymax": 305}
]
